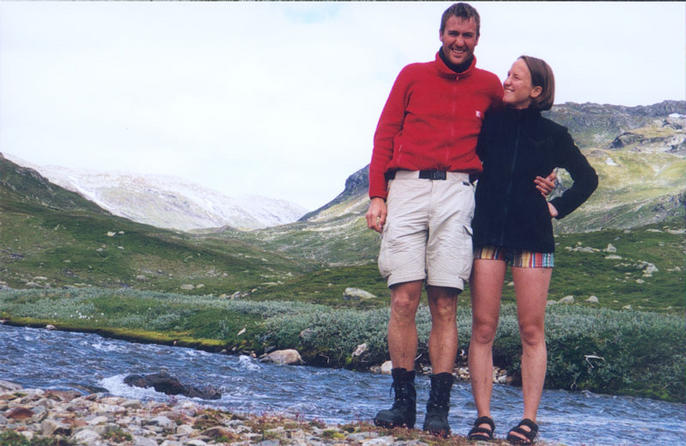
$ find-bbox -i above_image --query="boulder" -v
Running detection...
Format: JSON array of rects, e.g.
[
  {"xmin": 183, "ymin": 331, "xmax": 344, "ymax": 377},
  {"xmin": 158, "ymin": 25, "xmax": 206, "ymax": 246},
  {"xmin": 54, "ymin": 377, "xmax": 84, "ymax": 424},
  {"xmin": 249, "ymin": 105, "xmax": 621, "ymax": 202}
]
[
  {"xmin": 343, "ymin": 287, "xmax": 376, "ymax": 301},
  {"xmin": 123, "ymin": 371, "xmax": 221, "ymax": 400},
  {"xmin": 260, "ymin": 349, "xmax": 303, "ymax": 365},
  {"xmin": 559, "ymin": 295, "xmax": 575, "ymax": 304},
  {"xmin": 586, "ymin": 295, "xmax": 599, "ymax": 304}
]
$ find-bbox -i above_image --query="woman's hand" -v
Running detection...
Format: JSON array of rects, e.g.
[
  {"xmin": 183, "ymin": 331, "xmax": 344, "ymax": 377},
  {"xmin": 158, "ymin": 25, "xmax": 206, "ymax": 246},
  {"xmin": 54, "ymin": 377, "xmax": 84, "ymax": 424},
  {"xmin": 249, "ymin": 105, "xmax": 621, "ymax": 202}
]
[{"xmin": 547, "ymin": 202, "xmax": 559, "ymax": 218}]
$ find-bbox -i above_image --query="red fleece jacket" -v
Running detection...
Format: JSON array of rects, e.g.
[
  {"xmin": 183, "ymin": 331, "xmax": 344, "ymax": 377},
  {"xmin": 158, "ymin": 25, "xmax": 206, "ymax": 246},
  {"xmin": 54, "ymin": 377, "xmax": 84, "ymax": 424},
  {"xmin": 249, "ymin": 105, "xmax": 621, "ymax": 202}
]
[{"xmin": 369, "ymin": 53, "xmax": 503, "ymax": 199}]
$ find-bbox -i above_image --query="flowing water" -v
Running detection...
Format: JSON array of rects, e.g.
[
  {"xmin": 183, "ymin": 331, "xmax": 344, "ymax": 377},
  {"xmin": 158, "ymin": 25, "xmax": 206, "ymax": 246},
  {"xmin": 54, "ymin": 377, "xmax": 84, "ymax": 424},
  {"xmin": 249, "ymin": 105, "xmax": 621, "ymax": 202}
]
[{"xmin": 1, "ymin": 324, "xmax": 684, "ymax": 445}]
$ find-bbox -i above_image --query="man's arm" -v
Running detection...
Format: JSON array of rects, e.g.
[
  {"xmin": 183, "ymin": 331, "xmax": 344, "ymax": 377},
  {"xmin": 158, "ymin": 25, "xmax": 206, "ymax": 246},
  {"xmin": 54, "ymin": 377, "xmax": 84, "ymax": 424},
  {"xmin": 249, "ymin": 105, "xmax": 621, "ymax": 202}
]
[{"xmin": 365, "ymin": 197, "xmax": 387, "ymax": 233}]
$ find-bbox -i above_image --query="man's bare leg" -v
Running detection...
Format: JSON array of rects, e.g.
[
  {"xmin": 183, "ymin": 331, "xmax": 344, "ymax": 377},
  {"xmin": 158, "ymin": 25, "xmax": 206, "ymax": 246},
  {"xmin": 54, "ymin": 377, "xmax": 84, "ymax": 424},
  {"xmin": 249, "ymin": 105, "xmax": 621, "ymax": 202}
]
[
  {"xmin": 422, "ymin": 285, "xmax": 459, "ymax": 436},
  {"xmin": 426, "ymin": 286, "xmax": 459, "ymax": 373},
  {"xmin": 374, "ymin": 280, "xmax": 423, "ymax": 429},
  {"xmin": 388, "ymin": 280, "xmax": 423, "ymax": 370}
]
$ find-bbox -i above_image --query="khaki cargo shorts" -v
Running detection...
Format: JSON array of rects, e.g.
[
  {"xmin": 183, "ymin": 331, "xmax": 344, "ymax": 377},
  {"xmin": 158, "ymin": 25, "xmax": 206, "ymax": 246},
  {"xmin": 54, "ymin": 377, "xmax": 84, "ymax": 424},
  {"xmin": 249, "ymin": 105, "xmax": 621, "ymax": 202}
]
[{"xmin": 378, "ymin": 170, "xmax": 475, "ymax": 290}]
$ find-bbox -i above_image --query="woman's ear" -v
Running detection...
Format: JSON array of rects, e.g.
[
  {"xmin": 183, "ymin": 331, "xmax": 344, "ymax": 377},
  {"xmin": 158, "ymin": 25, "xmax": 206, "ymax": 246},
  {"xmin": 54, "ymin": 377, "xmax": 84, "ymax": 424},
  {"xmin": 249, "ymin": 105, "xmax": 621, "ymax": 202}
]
[{"xmin": 530, "ymin": 85, "xmax": 543, "ymax": 99}]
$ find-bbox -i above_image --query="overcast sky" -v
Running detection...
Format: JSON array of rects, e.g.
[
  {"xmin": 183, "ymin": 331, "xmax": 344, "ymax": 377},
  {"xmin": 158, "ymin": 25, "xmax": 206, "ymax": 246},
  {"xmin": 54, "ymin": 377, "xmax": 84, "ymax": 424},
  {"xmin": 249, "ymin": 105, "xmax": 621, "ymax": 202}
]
[{"xmin": 1, "ymin": 1, "xmax": 684, "ymax": 210}]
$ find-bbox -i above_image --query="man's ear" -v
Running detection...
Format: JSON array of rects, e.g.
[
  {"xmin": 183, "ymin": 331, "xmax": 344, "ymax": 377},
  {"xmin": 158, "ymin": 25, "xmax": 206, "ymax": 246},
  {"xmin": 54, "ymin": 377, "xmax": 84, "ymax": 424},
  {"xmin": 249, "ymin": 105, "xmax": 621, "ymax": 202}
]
[{"xmin": 530, "ymin": 85, "xmax": 543, "ymax": 99}]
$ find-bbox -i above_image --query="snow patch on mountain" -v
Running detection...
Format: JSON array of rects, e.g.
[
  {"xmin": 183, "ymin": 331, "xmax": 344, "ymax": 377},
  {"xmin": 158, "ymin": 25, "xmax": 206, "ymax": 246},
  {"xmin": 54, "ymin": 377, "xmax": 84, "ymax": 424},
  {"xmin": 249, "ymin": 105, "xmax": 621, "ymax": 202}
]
[{"xmin": 3, "ymin": 155, "xmax": 307, "ymax": 231}]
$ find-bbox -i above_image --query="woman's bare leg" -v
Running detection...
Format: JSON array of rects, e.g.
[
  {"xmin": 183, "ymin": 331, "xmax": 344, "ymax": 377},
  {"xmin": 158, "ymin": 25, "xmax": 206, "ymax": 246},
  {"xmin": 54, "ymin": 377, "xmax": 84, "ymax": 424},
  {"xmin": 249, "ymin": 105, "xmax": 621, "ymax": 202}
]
[
  {"xmin": 509, "ymin": 267, "xmax": 552, "ymax": 440},
  {"xmin": 468, "ymin": 259, "xmax": 506, "ymax": 436}
]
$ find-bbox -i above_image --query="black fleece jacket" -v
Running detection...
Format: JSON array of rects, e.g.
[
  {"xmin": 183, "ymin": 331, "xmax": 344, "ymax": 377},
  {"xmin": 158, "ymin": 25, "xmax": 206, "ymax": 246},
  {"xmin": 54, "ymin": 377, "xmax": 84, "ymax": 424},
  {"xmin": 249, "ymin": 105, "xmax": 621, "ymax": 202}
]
[{"xmin": 472, "ymin": 108, "xmax": 598, "ymax": 253}]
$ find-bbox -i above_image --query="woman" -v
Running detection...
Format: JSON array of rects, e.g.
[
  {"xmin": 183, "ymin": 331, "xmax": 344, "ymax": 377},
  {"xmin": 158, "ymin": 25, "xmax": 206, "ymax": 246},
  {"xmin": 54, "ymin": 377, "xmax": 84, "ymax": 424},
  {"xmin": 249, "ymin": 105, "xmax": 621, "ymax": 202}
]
[{"xmin": 466, "ymin": 56, "xmax": 598, "ymax": 444}]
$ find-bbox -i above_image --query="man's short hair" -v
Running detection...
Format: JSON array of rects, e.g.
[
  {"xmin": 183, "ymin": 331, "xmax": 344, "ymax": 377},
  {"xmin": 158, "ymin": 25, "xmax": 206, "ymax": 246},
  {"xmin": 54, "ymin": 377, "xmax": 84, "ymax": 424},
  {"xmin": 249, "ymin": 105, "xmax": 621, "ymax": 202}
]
[
  {"xmin": 519, "ymin": 55, "xmax": 556, "ymax": 111},
  {"xmin": 440, "ymin": 3, "xmax": 481, "ymax": 36}
]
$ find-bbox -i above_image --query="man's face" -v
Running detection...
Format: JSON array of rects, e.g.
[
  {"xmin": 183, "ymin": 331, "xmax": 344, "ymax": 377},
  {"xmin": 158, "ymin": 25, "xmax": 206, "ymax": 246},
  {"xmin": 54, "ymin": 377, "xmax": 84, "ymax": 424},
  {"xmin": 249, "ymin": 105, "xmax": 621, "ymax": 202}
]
[{"xmin": 439, "ymin": 16, "xmax": 479, "ymax": 66}]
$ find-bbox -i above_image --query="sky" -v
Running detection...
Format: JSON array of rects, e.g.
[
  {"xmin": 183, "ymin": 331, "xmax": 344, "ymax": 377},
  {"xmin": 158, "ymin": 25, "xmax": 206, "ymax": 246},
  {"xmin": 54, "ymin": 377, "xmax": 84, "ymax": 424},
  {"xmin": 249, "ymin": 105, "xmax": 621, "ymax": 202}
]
[{"xmin": 1, "ymin": 1, "xmax": 684, "ymax": 211}]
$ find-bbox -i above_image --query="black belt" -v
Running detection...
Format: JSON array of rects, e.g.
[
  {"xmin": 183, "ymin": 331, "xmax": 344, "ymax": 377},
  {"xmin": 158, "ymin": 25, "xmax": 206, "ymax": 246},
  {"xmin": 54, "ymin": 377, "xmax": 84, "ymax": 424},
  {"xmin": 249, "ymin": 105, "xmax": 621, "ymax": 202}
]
[{"xmin": 385, "ymin": 169, "xmax": 447, "ymax": 181}]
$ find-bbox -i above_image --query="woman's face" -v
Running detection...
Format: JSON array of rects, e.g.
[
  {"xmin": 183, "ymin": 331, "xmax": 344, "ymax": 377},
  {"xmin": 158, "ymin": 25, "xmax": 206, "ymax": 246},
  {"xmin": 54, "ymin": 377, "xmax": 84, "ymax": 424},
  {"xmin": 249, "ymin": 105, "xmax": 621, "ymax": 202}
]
[{"xmin": 503, "ymin": 59, "xmax": 541, "ymax": 109}]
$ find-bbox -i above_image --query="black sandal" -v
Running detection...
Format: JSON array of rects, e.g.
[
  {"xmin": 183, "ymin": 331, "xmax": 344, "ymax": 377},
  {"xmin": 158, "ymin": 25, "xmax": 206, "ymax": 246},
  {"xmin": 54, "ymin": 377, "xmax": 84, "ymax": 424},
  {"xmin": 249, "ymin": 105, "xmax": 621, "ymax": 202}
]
[
  {"xmin": 467, "ymin": 416, "xmax": 495, "ymax": 441},
  {"xmin": 506, "ymin": 418, "xmax": 538, "ymax": 445}
]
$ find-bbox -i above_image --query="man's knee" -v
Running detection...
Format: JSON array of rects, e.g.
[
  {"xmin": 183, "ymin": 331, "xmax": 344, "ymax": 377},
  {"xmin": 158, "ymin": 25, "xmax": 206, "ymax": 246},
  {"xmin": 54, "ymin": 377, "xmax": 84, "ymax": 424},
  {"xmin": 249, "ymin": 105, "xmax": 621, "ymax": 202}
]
[
  {"xmin": 390, "ymin": 282, "xmax": 422, "ymax": 319},
  {"xmin": 427, "ymin": 287, "xmax": 458, "ymax": 321}
]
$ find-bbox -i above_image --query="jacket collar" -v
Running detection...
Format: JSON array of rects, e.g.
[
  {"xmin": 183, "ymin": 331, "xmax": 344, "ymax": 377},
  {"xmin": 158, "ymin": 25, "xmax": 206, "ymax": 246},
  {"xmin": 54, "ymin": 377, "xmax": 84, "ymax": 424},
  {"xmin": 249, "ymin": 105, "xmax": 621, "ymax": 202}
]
[{"xmin": 435, "ymin": 51, "xmax": 476, "ymax": 79}]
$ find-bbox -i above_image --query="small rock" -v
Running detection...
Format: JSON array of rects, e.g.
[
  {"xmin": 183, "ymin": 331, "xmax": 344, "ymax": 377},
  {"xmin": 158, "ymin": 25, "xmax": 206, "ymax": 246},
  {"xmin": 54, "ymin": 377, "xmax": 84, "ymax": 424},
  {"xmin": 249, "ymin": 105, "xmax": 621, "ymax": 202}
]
[
  {"xmin": 88, "ymin": 415, "xmax": 109, "ymax": 425},
  {"xmin": 261, "ymin": 349, "xmax": 303, "ymax": 365},
  {"xmin": 176, "ymin": 424, "xmax": 194, "ymax": 435},
  {"xmin": 380, "ymin": 360, "xmax": 393, "ymax": 375},
  {"xmin": 0, "ymin": 380, "xmax": 23, "ymax": 392},
  {"xmin": 71, "ymin": 429, "xmax": 101, "ymax": 443},
  {"xmin": 363, "ymin": 436, "xmax": 397, "ymax": 445},
  {"xmin": 559, "ymin": 295, "xmax": 575, "ymax": 304},
  {"xmin": 586, "ymin": 295, "xmax": 599, "ymax": 304},
  {"xmin": 180, "ymin": 284, "xmax": 195, "ymax": 290},
  {"xmin": 6, "ymin": 407, "xmax": 33, "ymax": 420},
  {"xmin": 605, "ymin": 255, "xmax": 622, "ymax": 260},
  {"xmin": 343, "ymin": 287, "xmax": 376, "ymax": 300},
  {"xmin": 623, "ymin": 304, "xmax": 632, "ymax": 310},
  {"xmin": 605, "ymin": 243, "xmax": 617, "ymax": 253},
  {"xmin": 185, "ymin": 440, "xmax": 208, "ymax": 446},
  {"xmin": 45, "ymin": 324, "xmax": 56, "ymax": 330},
  {"xmin": 133, "ymin": 436, "xmax": 158, "ymax": 446},
  {"xmin": 41, "ymin": 419, "xmax": 71, "ymax": 436},
  {"xmin": 352, "ymin": 343, "xmax": 368, "ymax": 357},
  {"xmin": 546, "ymin": 300, "xmax": 558, "ymax": 306},
  {"xmin": 146, "ymin": 415, "xmax": 175, "ymax": 430}
]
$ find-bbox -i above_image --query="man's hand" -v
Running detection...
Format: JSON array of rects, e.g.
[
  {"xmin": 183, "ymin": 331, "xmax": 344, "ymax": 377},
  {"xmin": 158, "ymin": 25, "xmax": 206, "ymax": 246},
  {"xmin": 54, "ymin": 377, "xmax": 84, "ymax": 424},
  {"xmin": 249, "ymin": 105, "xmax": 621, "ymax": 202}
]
[
  {"xmin": 366, "ymin": 197, "xmax": 387, "ymax": 233},
  {"xmin": 534, "ymin": 170, "xmax": 557, "ymax": 197}
]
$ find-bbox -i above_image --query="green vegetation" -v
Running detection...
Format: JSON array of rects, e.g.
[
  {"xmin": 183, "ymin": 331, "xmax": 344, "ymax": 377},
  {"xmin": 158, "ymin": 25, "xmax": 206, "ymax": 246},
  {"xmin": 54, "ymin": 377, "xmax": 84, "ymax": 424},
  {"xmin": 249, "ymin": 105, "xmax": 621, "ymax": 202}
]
[
  {"xmin": 0, "ymin": 430, "xmax": 74, "ymax": 446},
  {"xmin": 1, "ymin": 287, "xmax": 683, "ymax": 402}
]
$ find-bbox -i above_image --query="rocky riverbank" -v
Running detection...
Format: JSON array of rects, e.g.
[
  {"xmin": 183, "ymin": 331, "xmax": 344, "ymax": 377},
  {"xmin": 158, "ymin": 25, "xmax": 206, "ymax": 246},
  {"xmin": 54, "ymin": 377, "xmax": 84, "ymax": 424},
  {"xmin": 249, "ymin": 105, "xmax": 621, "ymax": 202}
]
[{"xmin": 1, "ymin": 381, "xmax": 518, "ymax": 446}]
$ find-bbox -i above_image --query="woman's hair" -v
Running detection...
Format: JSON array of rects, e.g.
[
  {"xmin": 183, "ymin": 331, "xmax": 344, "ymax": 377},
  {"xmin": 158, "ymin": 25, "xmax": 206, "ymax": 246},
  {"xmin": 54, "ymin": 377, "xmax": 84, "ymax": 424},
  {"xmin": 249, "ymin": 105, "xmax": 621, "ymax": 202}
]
[{"xmin": 519, "ymin": 55, "xmax": 555, "ymax": 111}]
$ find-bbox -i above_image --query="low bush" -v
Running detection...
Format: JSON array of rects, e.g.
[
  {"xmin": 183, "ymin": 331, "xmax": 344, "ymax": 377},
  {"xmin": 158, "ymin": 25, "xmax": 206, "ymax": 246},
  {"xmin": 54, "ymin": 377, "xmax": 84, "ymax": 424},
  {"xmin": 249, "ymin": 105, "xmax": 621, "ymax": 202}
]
[{"xmin": 1, "ymin": 289, "xmax": 683, "ymax": 402}]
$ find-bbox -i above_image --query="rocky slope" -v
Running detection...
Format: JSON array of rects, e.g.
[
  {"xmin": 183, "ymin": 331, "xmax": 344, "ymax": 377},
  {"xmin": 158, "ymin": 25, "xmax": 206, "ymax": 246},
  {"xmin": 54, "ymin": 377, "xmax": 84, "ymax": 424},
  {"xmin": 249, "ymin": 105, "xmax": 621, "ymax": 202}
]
[
  {"xmin": 217, "ymin": 103, "xmax": 684, "ymax": 265},
  {"xmin": 2, "ymin": 155, "xmax": 307, "ymax": 231}
]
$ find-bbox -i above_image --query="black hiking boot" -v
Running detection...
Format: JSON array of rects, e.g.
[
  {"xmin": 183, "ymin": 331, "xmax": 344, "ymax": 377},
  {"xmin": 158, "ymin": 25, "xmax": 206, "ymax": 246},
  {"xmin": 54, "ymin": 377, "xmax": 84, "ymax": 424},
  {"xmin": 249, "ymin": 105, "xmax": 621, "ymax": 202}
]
[
  {"xmin": 422, "ymin": 372, "xmax": 454, "ymax": 437},
  {"xmin": 374, "ymin": 368, "xmax": 417, "ymax": 429}
]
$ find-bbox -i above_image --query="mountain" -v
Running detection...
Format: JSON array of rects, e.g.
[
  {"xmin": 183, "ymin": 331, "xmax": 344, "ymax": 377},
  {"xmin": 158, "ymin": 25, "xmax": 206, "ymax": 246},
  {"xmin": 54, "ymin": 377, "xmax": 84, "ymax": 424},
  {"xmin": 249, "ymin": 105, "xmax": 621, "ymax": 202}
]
[
  {"xmin": 543, "ymin": 100, "xmax": 685, "ymax": 148},
  {"xmin": 2, "ymin": 155, "xmax": 306, "ymax": 232},
  {"xmin": 210, "ymin": 102, "xmax": 685, "ymax": 266},
  {"xmin": 0, "ymin": 154, "xmax": 312, "ymax": 292}
]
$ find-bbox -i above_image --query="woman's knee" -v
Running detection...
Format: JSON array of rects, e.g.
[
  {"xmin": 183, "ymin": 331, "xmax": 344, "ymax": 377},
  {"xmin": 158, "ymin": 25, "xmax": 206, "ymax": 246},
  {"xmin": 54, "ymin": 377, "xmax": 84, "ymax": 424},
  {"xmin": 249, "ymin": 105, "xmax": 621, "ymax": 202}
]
[
  {"xmin": 518, "ymin": 321, "xmax": 545, "ymax": 347},
  {"xmin": 471, "ymin": 317, "xmax": 498, "ymax": 345}
]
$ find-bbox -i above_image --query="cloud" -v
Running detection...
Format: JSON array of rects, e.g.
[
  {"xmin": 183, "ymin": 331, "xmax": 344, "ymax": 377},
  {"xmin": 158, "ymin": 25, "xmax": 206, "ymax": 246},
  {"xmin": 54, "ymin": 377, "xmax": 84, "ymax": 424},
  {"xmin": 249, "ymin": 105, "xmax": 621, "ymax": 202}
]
[{"xmin": 0, "ymin": 1, "xmax": 683, "ymax": 210}]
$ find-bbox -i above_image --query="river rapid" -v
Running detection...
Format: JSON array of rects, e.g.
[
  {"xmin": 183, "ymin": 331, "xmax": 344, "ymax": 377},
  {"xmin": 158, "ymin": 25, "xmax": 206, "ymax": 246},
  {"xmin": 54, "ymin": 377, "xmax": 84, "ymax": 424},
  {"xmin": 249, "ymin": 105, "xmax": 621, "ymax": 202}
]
[{"xmin": 1, "ymin": 324, "xmax": 684, "ymax": 445}]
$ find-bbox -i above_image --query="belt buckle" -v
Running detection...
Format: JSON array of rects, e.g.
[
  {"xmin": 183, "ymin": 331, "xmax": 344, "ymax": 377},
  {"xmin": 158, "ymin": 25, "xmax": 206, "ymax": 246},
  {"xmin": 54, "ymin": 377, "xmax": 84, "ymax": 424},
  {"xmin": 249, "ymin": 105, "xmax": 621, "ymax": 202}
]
[{"xmin": 420, "ymin": 170, "xmax": 446, "ymax": 180}]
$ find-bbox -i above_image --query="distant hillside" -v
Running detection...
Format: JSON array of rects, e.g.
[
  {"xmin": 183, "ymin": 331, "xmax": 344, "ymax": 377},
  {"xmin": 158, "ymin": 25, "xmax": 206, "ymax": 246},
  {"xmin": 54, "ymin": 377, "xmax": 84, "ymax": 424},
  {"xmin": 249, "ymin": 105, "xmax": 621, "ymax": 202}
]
[
  {"xmin": 216, "ymin": 103, "xmax": 685, "ymax": 266},
  {"xmin": 2, "ymin": 155, "xmax": 306, "ymax": 232},
  {"xmin": 543, "ymin": 100, "xmax": 685, "ymax": 148},
  {"xmin": 0, "ymin": 154, "xmax": 107, "ymax": 214},
  {"xmin": 0, "ymin": 154, "xmax": 312, "ymax": 292}
]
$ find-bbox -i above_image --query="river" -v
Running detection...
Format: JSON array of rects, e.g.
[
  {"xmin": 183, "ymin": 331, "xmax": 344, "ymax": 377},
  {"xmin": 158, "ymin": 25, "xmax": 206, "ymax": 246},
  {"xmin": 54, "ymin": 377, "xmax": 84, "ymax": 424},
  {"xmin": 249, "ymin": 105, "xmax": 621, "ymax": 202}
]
[{"xmin": 1, "ymin": 324, "xmax": 684, "ymax": 445}]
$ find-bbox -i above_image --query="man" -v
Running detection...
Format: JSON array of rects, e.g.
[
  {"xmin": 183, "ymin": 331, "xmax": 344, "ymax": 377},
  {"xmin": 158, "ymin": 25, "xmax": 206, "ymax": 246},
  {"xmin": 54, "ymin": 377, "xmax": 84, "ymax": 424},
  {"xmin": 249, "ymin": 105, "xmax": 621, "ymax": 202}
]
[{"xmin": 365, "ymin": 3, "xmax": 502, "ymax": 436}]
